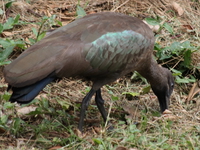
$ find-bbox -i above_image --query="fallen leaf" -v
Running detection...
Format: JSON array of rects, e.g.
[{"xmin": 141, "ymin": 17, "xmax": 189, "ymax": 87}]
[
  {"xmin": 181, "ymin": 109, "xmax": 187, "ymax": 113},
  {"xmin": 162, "ymin": 114, "xmax": 178, "ymax": 120},
  {"xmin": 122, "ymin": 104, "xmax": 141, "ymax": 120},
  {"xmin": 11, "ymin": 1, "xmax": 31, "ymax": 17},
  {"xmin": 0, "ymin": 126, "xmax": 6, "ymax": 134},
  {"xmin": 163, "ymin": 109, "xmax": 173, "ymax": 115},
  {"xmin": 186, "ymin": 81, "xmax": 200, "ymax": 103},
  {"xmin": 143, "ymin": 20, "xmax": 160, "ymax": 32},
  {"xmin": 17, "ymin": 106, "xmax": 37, "ymax": 115},
  {"xmin": 48, "ymin": 146, "xmax": 62, "ymax": 150},
  {"xmin": 115, "ymin": 146, "xmax": 128, "ymax": 150},
  {"xmin": 46, "ymin": 10, "xmax": 51, "ymax": 17},
  {"xmin": 87, "ymin": 11, "xmax": 96, "ymax": 14},
  {"xmin": 181, "ymin": 25, "xmax": 195, "ymax": 35},
  {"xmin": 36, "ymin": 93, "xmax": 48, "ymax": 99},
  {"xmin": 93, "ymin": 126, "xmax": 101, "ymax": 134},
  {"xmin": 172, "ymin": 2, "xmax": 184, "ymax": 16},
  {"xmin": 2, "ymin": 32, "xmax": 13, "ymax": 37},
  {"xmin": 74, "ymin": 128, "xmax": 87, "ymax": 138},
  {"xmin": 162, "ymin": 110, "xmax": 181, "ymax": 120},
  {"xmin": 182, "ymin": 25, "xmax": 193, "ymax": 30}
]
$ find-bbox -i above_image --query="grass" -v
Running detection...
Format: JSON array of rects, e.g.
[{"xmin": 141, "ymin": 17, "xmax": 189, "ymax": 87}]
[{"xmin": 0, "ymin": 77, "xmax": 200, "ymax": 149}]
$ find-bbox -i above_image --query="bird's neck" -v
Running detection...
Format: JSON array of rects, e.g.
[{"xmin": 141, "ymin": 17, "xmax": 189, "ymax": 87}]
[{"xmin": 139, "ymin": 58, "xmax": 165, "ymax": 86}]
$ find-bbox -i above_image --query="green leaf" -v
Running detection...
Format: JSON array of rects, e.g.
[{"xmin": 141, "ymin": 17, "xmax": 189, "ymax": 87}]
[
  {"xmin": 108, "ymin": 90, "xmax": 114, "ymax": 95},
  {"xmin": 122, "ymin": 92, "xmax": 140, "ymax": 96},
  {"xmin": 1, "ymin": 115, "xmax": 8, "ymax": 124},
  {"xmin": 13, "ymin": 118, "xmax": 22, "ymax": 133},
  {"xmin": 0, "ymin": 60, "xmax": 11, "ymax": 65},
  {"xmin": 32, "ymin": 27, "xmax": 38, "ymax": 37},
  {"xmin": 37, "ymin": 32, "xmax": 46, "ymax": 41},
  {"xmin": 183, "ymin": 50, "xmax": 192, "ymax": 68},
  {"xmin": 111, "ymin": 95, "xmax": 119, "ymax": 101},
  {"xmin": 181, "ymin": 40, "xmax": 190, "ymax": 49},
  {"xmin": 0, "ymin": 24, "xmax": 3, "ymax": 33},
  {"xmin": 154, "ymin": 43, "xmax": 162, "ymax": 51},
  {"xmin": 5, "ymin": 1, "xmax": 13, "ymax": 9},
  {"xmin": 36, "ymin": 138, "xmax": 51, "ymax": 143},
  {"xmin": 41, "ymin": 99, "xmax": 49, "ymax": 109},
  {"xmin": 28, "ymin": 107, "xmax": 44, "ymax": 115},
  {"xmin": 175, "ymin": 76, "xmax": 195, "ymax": 84},
  {"xmin": 57, "ymin": 100, "xmax": 70, "ymax": 110},
  {"xmin": 157, "ymin": 47, "xmax": 172, "ymax": 60},
  {"xmin": 0, "ymin": 39, "xmax": 11, "ymax": 47},
  {"xmin": 171, "ymin": 68, "xmax": 182, "ymax": 76},
  {"xmin": 170, "ymin": 41, "xmax": 181, "ymax": 55},
  {"xmin": 122, "ymin": 92, "xmax": 139, "ymax": 101},
  {"xmin": 93, "ymin": 138, "xmax": 102, "ymax": 144},
  {"xmin": 29, "ymin": 38, "xmax": 36, "ymax": 44},
  {"xmin": 76, "ymin": 5, "xmax": 86, "ymax": 18},
  {"xmin": 85, "ymin": 87, "xmax": 91, "ymax": 93},
  {"xmin": 42, "ymin": 16, "xmax": 49, "ymax": 21},
  {"xmin": 0, "ymin": 8, "xmax": 4, "ymax": 15},
  {"xmin": 163, "ymin": 22, "xmax": 173, "ymax": 34},
  {"xmin": 14, "ymin": 14, "xmax": 20, "ymax": 24},
  {"xmin": 3, "ymin": 17, "xmax": 14, "ymax": 30},
  {"xmin": 56, "ymin": 20, "xmax": 62, "ymax": 26},
  {"xmin": 0, "ymin": 46, "xmax": 15, "ymax": 62},
  {"xmin": 145, "ymin": 18, "xmax": 160, "ymax": 25},
  {"xmin": 131, "ymin": 71, "xmax": 148, "ymax": 84},
  {"xmin": 142, "ymin": 85, "xmax": 151, "ymax": 94},
  {"xmin": 14, "ymin": 40, "xmax": 26, "ymax": 49},
  {"xmin": 0, "ymin": 39, "xmax": 25, "ymax": 65},
  {"xmin": 3, "ymin": 102, "xmax": 14, "ymax": 109}
]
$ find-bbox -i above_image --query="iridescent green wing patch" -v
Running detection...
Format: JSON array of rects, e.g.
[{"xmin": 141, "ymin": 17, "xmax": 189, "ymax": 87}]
[{"xmin": 83, "ymin": 30, "xmax": 151, "ymax": 72}]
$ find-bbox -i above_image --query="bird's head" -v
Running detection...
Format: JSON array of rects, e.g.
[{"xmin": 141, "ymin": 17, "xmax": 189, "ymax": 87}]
[{"xmin": 151, "ymin": 67, "xmax": 174, "ymax": 113}]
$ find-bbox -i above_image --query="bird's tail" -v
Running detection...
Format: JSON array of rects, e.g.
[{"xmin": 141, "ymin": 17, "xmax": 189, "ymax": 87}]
[{"xmin": 9, "ymin": 74, "xmax": 56, "ymax": 104}]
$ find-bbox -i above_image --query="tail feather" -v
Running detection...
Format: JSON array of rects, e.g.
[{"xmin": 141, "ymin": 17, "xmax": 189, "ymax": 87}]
[{"xmin": 9, "ymin": 75, "xmax": 56, "ymax": 104}]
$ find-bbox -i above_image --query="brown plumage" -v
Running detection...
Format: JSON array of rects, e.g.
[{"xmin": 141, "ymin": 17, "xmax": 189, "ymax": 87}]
[{"xmin": 3, "ymin": 12, "xmax": 174, "ymax": 132}]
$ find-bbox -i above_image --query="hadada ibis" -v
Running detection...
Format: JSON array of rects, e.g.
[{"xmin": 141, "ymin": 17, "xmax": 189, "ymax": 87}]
[{"xmin": 3, "ymin": 12, "xmax": 174, "ymax": 132}]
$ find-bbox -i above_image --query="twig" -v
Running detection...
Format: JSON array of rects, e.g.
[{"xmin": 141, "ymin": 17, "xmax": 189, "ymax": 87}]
[
  {"xmin": 171, "ymin": 56, "xmax": 183, "ymax": 69},
  {"xmin": 111, "ymin": 0, "xmax": 130, "ymax": 12},
  {"xmin": 102, "ymin": 101, "xmax": 113, "ymax": 133},
  {"xmin": 1, "ymin": 0, "xmax": 6, "ymax": 23}
]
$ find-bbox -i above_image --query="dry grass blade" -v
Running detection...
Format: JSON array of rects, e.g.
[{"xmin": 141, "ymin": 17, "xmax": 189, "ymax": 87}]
[{"xmin": 187, "ymin": 81, "xmax": 200, "ymax": 103}]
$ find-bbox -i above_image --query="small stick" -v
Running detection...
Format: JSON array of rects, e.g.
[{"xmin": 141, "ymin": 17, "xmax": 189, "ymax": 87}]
[{"xmin": 112, "ymin": 0, "xmax": 130, "ymax": 12}]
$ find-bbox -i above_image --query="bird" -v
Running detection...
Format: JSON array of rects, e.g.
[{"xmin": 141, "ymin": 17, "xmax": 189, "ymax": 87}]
[{"xmin": 3, "ymin": 12, "xmax": 174, "ymax": 132}]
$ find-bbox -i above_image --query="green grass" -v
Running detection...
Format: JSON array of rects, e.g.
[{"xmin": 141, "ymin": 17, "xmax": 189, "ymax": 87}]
[{"xmin": 0, "ymin": 78, "xmax": 200, "ymax": 149}]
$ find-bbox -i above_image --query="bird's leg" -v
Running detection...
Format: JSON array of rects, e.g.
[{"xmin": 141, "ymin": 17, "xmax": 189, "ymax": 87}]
[
  {"xmin": 78, "ymin": 88, "xmax": 96, "ymax": 132},
  {"xmin": 95, "ymin": 89, "xmax": 108, "ymax": 122}
]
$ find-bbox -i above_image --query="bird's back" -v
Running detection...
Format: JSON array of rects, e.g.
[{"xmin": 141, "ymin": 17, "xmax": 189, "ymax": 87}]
[{"xmin": 4, "ymin": 12, "xmax": 155, "ymax": 87}]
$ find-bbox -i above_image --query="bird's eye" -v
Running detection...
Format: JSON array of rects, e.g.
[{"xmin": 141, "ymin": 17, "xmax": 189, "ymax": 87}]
[{"xmin": 171, "ymin": 83, "xmax": 174, "ymax": 88}]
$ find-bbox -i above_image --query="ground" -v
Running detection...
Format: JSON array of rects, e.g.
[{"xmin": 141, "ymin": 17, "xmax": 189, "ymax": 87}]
[{"xmin": 0, "ymin": 0, "xmax": 200, "ymax": 149}]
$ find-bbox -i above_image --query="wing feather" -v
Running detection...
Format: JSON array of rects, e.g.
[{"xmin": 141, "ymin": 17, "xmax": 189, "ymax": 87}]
[
  {"xmin": 4, "ymin": 12, "xmax": 154, "ymax": 87},
  {"xmin": 83, "ymin": 30, "xmax": 152, "ymax": 72}
]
